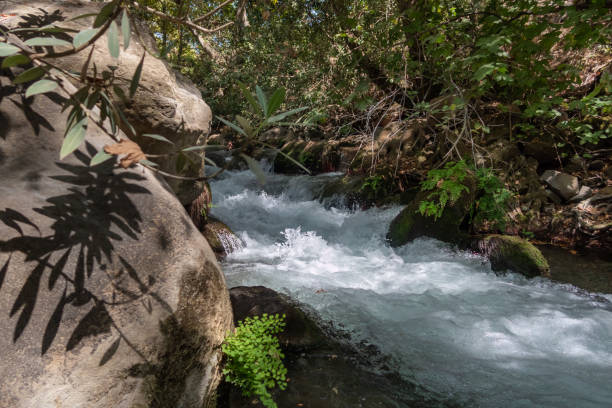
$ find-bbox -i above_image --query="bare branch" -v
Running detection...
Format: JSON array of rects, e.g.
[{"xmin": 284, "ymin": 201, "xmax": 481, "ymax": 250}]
[
  {"xmin": 193, "ymin": 0, "xmax": 233, "ymax": 23},
  {"xmin": 130, "ymin": 2, "xmax": 233, "ymax": 34}
]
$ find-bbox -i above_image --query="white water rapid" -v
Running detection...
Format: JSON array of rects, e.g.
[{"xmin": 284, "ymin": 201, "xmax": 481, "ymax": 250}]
[{"xmin": 210, "ymin": 168, "xmax": 612, "ymax": 408}]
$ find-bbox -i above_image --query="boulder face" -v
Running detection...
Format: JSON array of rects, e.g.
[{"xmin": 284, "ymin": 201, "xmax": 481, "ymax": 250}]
[
  {"xmin": 387, "ymin": 176, "xmax": 476, "ymax": 247},
  {"xmin": 0, "ymin": 68, "xmax": 232, "ymax": 407},
  {"xmin": 1, "ymin": 0, "xmax": 212, "ymax": 204},
  {"xmin": 472, "ymin": 235, "xmax": 550, "ymax": 278},
  {"xmin": 540, "ymin": 170, "xmax": 580, "ymax": 201}
]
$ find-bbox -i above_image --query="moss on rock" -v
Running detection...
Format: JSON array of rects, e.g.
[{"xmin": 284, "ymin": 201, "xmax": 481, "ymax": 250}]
[
  {"xmin": 387, "ymin": 175, "xmax": 476, "ymax": 247},
  {"xmin": 473, "ymin": 234, "xmax": 550, "ymax": 278}
]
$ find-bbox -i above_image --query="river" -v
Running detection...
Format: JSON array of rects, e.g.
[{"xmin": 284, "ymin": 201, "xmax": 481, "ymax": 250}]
[{"xmin": 210, "ymin": 168, "xmax": 612, "ymax": 408}]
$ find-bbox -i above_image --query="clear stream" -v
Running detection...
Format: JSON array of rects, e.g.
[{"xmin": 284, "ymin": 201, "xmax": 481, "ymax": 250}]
[{"xmin": 210, "ymin": 168, "xmax": 612, "ymax": 408}]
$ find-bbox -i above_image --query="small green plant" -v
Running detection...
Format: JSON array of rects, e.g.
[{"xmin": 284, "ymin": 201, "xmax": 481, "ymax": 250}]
[
  {"xmin": 360, "ymin": 174, "xmax": 385, "ymax": 200},
  {"xmin": 473, "ymin": 167, "xmax": 512, "ymax": 231},
  {"xmin": 418, "ymin": 161, "xmax": 511, "ymax": 230},
  {"xmin": 222, "ymin": 314, "xmax": 288, "ymax": 408},
  {"xmin": 217, "ymin": 83, "xmax": 310, "ymax": 184},
  {"xmin": 418, "ymin": 160, "xmax": 469, "ymax": 220}
]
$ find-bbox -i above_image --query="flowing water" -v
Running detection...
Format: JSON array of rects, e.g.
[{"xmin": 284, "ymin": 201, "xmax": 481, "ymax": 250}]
[{"xmin": 210, "ymin": 168, "xmax": 612, "ymax": 408}]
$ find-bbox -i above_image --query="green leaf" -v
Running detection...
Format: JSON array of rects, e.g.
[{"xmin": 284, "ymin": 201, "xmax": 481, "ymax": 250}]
[
  {"xmin": 267, "ymin": 107, "xmax": 308, "ymax": 123},
  {"xmin": 90, "ymin": 150, "xmax": 113, "ymax": 166},
  {"xmin": 108, "ymin": 21, "xmax": 120, "ymax": 58},
  {"xmin": 237, "ymin": 81, "xmax": 259, "ymax": 113},
  {"xmin": 0, "ymin": 43, "xmax": 20, "ymax": 57},
  {"xmin": 25, "ymin": 79, "xmax": 57, "ymax": 98},
  {"xmin": 255, "ymin": 85, "xmax": 268, "ymax": 115},
  {"xmin": 121, "ymin": 10, "xmax": 131, "ymax": 50},
  {"xmin": 94, "ymin": 1, "xmax": 118, "ymax": 28},
  {"xmin": 235, "ymin": 115, "xmax": 253, "ymax": 137},
  {"xmin": 73, "ymin": 28, "xmax": 99, "ymax": 48},
  {"xmin": 217, "ymin": 116, "xmax": 246, "ymax": 136},
  {"xmin": 70, "ymin": 13, "xmax": 99, "ymax": 22},
  {"xmin": 24, "ymin": 37, "xmax": 72, "ymax": 47},
  {"xmin": 241, "ymin": 154, "xmax": 266, "ymax": 185},
  {"xmin": 60, "ymin": 117, "xmax": 87, "ymax": 159},
  {"xmin": 129, "ymin": 53, "xmax": 145, "ymax": 98},
  {"xmin": 142, "ymin": 133, "xmax": 174, "ymax": 144},
  {"xmin": 473, "ymin": 63, "xmax": 496, "ymax": 81},
  {"xmin": 1, "ymin": 54, "xmax": 31, "ymax": 68},
  {"xmin": 182, "ymin": 145, "xmax": 225, "ymax": 151},
  {"xmin": 266, "ymin": 88, "xmax": 285, "ymax": 117},
  {"xmin": 13, "ymin": 67, "xmax": 45, "ymax": 84}
]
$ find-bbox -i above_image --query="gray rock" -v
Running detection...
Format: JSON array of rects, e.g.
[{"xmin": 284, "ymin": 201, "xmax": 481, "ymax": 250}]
[
  {"xmin": 2, "ymin": 0, "xmax": 212, "ymax": 204},
  {"xmin": 544, "ymin": 189, "xmax": 563, "ymax": 204},
  {"xmin": 569, "ymin": 185, "xmax": 593, "ymax": 203},
  {"xmin": 0, "ymin": 71, "xmax": 231, "ymax": 407},
  {"xmin": 540, "ymin": 170, "xmax": 580, "ymax": 201}
]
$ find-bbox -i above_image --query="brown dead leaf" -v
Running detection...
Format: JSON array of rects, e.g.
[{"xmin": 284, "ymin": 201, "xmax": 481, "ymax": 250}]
[{"xmin": 104, "ymin": 139, "xmax": 146, "ymax": 169}]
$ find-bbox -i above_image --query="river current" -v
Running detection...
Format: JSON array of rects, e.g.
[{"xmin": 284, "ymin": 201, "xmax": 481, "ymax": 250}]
[{"xmin": 210, "ymin": 168, "xmax": 612, "ymax": 408}]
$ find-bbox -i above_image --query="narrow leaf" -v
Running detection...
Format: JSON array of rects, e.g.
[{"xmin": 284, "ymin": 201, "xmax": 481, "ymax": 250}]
[
  {"xmin": 182, "ymin": 145, "xmax": 221, "ymax": 152},
  {"xmin": 1, "ymin": 54, "xmax": 31, "ymax": 69},
  {"xmin": 267, "ymin": 107, "xmax": 308, "ymax": 123},
  {"xmin": 142, "ymin": 133, "xmax": 174, "ymax": 144},
  {"xmin": 107, "ymin": 21, "xmax": 120, "ymax": 58},
  {"xmin": 217, "ymin": 116, "xmax": 246, "ymax": 136},
  {"xmin": 237, "ymin": 81, "xmax": 259, "ymax": 113},
  {"xmin": 25, "ymin": 79, "xmax": 57, "ymax": 98},
  {"xmin": 24, "ymin": 37, "xmax": 72, "ymax": 47},
  {"xmin": 129, "ymin": 52, "xmax": 145, "ymax": 98},
  {"xmin": 121, "ymin": 10, "xmax": 131, "ymax": 50},
  {"xmin": 60, "ymin": 117, "xmax": 88, "ymax": 159},
  {"xmin": 13, "ymin": 67, "xmax": 45, "ymax": 84},
  {"xmin": 73, "ymin": 28, "xmax": 99, "ymax": 48},
  {"xmin": 240, "ymin": 153, "xmax": 266, "ymax": 185},
  {"xmin": 139, "ymin": 159, "xmax": 158, "ymax": 167},
  {"xmin": 70, "ymin": 13, "xmax": 99, "ymax": 22},
  {"xmin": 90, "ymin": 150, "xmax": 113, "ymax": 166},
  {"xmin": 235, "ymin": 115, "xmax": 253, "ymax": 137},
  {"xmin": 94, "ymin": 1, "xmax": 117, "ymax": 28},
  {"xmin": 255, "ymin": 85, "xmax": 268, "ymax": 115},
  {"xmin": 266, "ymin": 88, "xmax": 285, "ymax": 117},
  {"xmin": 0, "ymin": 43, "xmax": 20, "ymax": 57}
]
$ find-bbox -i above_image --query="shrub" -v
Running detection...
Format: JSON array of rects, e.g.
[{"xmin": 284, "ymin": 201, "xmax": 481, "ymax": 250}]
[{"xmin": 221, "ymin": 314, "xmax": 288, "ymax": 408}]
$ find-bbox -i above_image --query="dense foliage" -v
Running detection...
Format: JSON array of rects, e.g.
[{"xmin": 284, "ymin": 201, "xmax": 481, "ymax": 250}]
[{"xmin": 222, "ymin": 314, "xmax": 288, "ymax": 408}]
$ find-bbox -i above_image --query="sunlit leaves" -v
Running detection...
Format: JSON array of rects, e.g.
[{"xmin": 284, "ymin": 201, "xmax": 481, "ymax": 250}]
[
  {"xmin": 73, "ymin": 28, "xmax": 99, "ymax": 48},
  {"xmin": 24, "ymin": 37, "xmax": 72, "ymax": 47},
  {"xmin": 142, "ymin": 133, "xmax": 174, "ymax": 144},
  {"xmin": 129, "ymin": 53, "xmax": 145, "ymax": 98},
  {"xmin": 60, "ymin": 117, "xmax": 88, "ymax": 159},
  {"xmin": 25, "ymin": 79, "xmax": 57, "ymax": 98},
  {"xmin": 122, "ymin": 10, "xmax": 131, "ymax": 50},
  {"xmin": 108, "ymin": 21, "xmax": 120, "ymax": 58},
  {"xmin": 0, "ymin": 43, "xmax": 20, "ymax": 57},
  {"xmin": 241, "ymin": 154, "xmax": 266, "ymax": 185},
  {"xmin": 90, "ymin": 150, "xmax": 113, "ymax": 166}
]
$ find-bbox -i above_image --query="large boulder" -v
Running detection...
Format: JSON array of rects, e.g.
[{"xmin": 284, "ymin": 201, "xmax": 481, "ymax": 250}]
[
  {"xmin": 1, "ymin": 0, "xmax": 212, "ymax": 204},
  {"xmin": 0, "ymin": 68, "xmax": 232, "ymax": 406},
  {"xmin": 387, "ymin": 176, "xmax": 476, "ymax": 247},
  {"xmin": 472, "ymin": 235, "xmax": 551, "ymax": 278}
]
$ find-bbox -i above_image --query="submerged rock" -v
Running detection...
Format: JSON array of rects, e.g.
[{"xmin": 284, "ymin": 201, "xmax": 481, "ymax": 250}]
[
  {"xmin": 387, "ymin": 176, "xmax": 476, "ymax": 247},
  {"xmin": 472, "ymin": 235, "xmax": 551, "ymax": 278},
  {"xmin": 202, "ymin": 217, "xmax": 243, "ymax": 259}
]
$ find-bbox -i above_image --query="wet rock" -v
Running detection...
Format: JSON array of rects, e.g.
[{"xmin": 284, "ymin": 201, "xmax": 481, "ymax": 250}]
[
  {"xmin": 569, "ymin": 185, "xmax": 593, "ymax": 203},
  {"xmin": 203, "ymin": 217, "xmax": 243, "ymax": 259},
  {"xmin": 229, "ymin": 286, "xmax": 328, "ymax": 351},
  {"xmin": 387, "ymin": 176, "xmax": 476, "ymax": 247},
  {"xmin": 221, "ymin": 287, "xmax": 459, "ymax": 408},
  {"xmin": 0, "ymin": 72, "xmax": 232, "ymax": 406},
  {"xmin": 472, "ymin": 235, "xmax": 551, "ymax": 278},
  {"xmin": 540, "ymin": 170, "xmax": 580, "ymax": 201}
]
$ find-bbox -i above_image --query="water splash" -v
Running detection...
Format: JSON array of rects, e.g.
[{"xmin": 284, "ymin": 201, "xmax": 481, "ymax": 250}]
[{"xmin": 210, "ymin": 169, "xmax": 612, "ymax": 408}]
